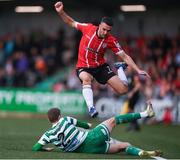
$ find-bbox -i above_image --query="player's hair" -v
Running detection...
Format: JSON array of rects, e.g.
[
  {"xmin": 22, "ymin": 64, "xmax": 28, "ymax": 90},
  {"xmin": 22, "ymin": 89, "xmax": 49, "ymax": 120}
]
[
  {"xmin": 101, "ymin": 17, "xmax": 114, "ymax": 26},
  {"xmin": 47, "ymin": 108, "xmax": 61, "ymax": 123}
]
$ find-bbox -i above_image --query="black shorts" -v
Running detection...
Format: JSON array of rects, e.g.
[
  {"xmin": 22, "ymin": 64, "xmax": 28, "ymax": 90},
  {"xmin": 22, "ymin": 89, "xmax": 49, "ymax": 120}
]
[{"xmin": 76, "ymin": 63, "xmax": 116, "ymax": 85}]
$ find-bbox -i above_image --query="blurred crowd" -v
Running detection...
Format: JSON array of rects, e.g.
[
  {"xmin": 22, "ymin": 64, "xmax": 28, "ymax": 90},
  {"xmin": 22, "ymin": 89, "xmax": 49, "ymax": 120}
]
[
  {"xmin": 0, "ymin": 28, "xmax": 180, "ymax": 100},
  {"xmin": 0, "ymin": 28, "xmax": 76, "ymax": 87},
  {"xmin": 119, "ymin": 33, "xmax": 180, "ymax": 98}
]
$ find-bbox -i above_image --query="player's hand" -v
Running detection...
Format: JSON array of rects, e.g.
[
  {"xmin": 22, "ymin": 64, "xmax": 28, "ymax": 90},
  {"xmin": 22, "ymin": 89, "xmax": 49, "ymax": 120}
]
[
  {"xmin": 88, "ymin": 123, "xmax": 92, "ymax": 128},
  {"xmin": 137, "ymin": 70, "xmax": 150, "ymax": 78},
  {"xmin": 54, "ymin": 1, "xmax": 64, "ymax": 14},
  {"xmin": 44, "ymin": 147, "xmax": 54, "ymax": 151}
]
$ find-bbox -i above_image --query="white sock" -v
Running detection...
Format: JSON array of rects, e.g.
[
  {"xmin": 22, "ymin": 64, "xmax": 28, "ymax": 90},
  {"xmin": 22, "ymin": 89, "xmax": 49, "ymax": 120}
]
[
  {"xmin": 82, "ymin": 85, "xmax": 94, "ymax": 111},
  {"xmin": 140, "ymin": 111, "xmax": 148, "ymax": 118},
  {"xmin": 117, "ymin": 67, "xmax": 128, "ymax": 86}
]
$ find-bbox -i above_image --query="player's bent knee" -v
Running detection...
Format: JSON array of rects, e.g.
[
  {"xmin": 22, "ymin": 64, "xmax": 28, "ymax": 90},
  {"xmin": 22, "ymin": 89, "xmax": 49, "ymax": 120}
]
[
  {"xmin": 82, "ymin": 80, "xmax": 92, "ymax": 85},
  {"xmin": 79, "ymin": 72, "xmax": 93, "ymax": 84},
  {"xmin": 125, "ymin": 142, "xmax": 131, "ymax": 147},
  {"xmin": 102, "ymin": 118, "xmax": 116, "ymax": 131},
  {"xmin": 82, "ymin": 77, "xmax": 92, "ymax": 85},
  {"xmin": 119, "ymin": 142, "xmax": 131, "ymax": 149}
]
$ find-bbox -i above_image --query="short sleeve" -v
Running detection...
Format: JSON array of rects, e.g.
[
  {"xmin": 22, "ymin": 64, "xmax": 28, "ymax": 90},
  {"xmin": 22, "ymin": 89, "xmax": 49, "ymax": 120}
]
[
  {"xmin": 108, "ymin": 36, "xmax": 123, "ymax": 54},
  {"xmin": 75, "ymin": 22, "xmax": 93, "ymax": 34}
]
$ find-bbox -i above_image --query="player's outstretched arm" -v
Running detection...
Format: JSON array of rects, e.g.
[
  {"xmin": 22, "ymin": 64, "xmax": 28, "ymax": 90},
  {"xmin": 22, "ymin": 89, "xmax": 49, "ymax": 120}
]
[
  {"xmin": 117, "ymin": 50, "xmax": 150, "ymax": 78},
  {"xmin": 76, "ymin": 120, "xmax": 92, "ymax": 129},
  {"xmin": 54, "ymin": 1, "xmax": 76, "ymax": 28}
]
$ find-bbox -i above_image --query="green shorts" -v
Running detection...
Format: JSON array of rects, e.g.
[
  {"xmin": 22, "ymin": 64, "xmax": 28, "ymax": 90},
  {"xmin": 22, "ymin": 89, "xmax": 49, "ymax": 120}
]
[{"xmin": 74, "ymin": 124, "xmax": 110, "ymax": 154}]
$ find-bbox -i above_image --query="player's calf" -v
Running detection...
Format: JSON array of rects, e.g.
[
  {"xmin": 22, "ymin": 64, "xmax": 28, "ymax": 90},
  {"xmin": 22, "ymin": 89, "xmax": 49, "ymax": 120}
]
[{"xmin": 115, "ymin": 101, "xmax": 155, "ymax": 124}]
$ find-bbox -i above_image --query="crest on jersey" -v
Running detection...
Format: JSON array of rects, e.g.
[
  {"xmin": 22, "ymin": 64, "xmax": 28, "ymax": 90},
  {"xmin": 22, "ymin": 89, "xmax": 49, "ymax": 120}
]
[{"xmin": 102, "ymin": 43, "xmax": 107, "ymax": 48}]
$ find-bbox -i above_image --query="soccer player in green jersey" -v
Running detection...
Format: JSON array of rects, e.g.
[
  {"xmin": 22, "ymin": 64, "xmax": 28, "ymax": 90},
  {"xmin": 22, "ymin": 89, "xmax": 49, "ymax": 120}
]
[{"xmin": 32, "ymin": 101, "xmax": 162, "ymax": 158}]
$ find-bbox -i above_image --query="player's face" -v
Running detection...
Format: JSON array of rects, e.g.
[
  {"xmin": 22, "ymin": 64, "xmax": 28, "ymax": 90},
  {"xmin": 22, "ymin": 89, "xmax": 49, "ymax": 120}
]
[{"xmin": 98, "ymin": 22, "xmax": 112, "ymax": 38}]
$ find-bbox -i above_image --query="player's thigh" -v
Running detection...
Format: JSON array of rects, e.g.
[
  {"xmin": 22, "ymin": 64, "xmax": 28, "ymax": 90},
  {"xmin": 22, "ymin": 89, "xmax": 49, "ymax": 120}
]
[
  {"xmin": 74, "ymin": 125, "xmax": 110, "ymax": 153},
  {"xmin": 107, "ymin": 75, "xmax": 128, "ymax": 94},
  {"xmin": 94, "ymin": 64, "xmax": 115, "ymax": 84},
  {"xmin": 79, "ymin": 71, "xmax": 93, "ymax": 84},
  {"xmin": 75, "ymin": 140, "xmax": 108, "ymax": 154},
  {"xmin": 101, "ymin": 117, "xmax": 116, "ymax": 133}
]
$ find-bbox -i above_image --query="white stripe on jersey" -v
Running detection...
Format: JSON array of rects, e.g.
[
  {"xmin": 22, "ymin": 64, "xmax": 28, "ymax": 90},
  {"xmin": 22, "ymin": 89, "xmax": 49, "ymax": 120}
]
[
  {"xmin": 64, "ymin": 129, "xmax": 79, "ymax": 144},
  {"xmin": 64, "ymin": 125, "xmax": 74, "ymax": 135},
  {"xmin": 77, "ymin": 131, "xmax": 84, "ymax": 139},
  {"xmin": 49, "ymin": 129, "xmax": 63, "ymax": 140},
  {"xmin": 59, "ymin": 120, "xmax": 68, "ymax": 132},
  {"xmin": 38, "ymin": 134, "xmax": 49, "ymax": 145},
  {"xmin": 95, "ymin": 39, "xmax": 105, "ymax": 66},
  {"xmin": 67, "ymin": 132, "xmax": 88, "ymax": 152},
  {"xmin": 85, "ymin": 31, "xmax": 96, "ymax": 67},
  {"xmin": 49, "ymin": 119, "xmax": 65, "ymax": 134},
  {"xmin": 67, "ymin": 117, "xmax": 77, "ymax": 125}
]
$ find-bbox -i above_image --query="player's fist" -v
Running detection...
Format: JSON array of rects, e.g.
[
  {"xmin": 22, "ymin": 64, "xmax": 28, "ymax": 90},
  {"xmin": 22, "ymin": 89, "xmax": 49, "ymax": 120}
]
[
  {"xmin": 87, "ymin": 123, "xmax": 92, "ymax": 128},
  {"xmin": 44, "ymin": 147, "xmax": 54, "ymax": 151},
  {"xmin": 54, "ymin": 1, "xmax": 64, "ymax": 14}
]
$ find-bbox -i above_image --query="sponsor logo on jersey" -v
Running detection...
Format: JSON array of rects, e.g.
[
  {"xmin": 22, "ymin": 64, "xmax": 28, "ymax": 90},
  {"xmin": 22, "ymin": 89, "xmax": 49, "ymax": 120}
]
[{"xmin": 86, "ymin": 47, "xmax": 99, "ymax": 54}]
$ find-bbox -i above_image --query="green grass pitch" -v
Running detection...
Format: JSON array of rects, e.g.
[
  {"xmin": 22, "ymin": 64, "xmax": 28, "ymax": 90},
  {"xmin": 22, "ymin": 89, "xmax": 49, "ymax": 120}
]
[{"xmin": 0, "ymin": 117, "xmax": 180, "ymax": 159}]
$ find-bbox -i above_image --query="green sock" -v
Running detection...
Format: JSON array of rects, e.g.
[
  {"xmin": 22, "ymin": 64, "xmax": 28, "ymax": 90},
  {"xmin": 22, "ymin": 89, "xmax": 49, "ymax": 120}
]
[
  {"xmin": 125, "ymin": 146, "xmax": 142, "ymax": 156},
  {"xmin": 115, "ymin": 113, "xmax": 141, "ymax": 124}
]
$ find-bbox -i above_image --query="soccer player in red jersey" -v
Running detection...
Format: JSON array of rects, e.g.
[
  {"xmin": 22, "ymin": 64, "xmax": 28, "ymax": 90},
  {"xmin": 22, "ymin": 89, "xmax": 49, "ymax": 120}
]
[{"xmin": 54, "ymin": 2, "xmax": 150, "ymax": 117}]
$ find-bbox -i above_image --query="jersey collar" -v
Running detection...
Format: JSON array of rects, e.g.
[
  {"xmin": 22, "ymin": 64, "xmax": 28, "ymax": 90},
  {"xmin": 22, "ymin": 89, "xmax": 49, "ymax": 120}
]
[{"xmin": 52, "ymin": 117, "xmax": 63, "ymax": 127}]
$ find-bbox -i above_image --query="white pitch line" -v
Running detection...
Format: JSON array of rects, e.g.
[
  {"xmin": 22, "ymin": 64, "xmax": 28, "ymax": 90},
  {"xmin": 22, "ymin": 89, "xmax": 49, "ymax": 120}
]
[{"xmin": 151, "ymin": 156, "xmax": 167, "ymax": 160}]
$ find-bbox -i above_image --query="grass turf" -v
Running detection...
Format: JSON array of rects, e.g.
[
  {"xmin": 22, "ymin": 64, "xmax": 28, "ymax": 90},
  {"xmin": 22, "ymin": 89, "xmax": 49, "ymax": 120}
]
[{"xmin": 0, "ymin": 117, "xmax": 180, "ymax": 159}]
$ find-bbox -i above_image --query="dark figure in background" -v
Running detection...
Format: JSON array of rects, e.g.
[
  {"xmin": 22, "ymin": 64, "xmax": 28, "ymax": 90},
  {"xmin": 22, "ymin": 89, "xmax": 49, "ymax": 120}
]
[{"xmin": 126, "ymin": 69, "xmax": 142, "ymax": 131}]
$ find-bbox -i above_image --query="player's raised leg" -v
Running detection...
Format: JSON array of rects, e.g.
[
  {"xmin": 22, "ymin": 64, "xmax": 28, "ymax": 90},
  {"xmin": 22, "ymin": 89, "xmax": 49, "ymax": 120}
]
[
  {"xmin": 101, "ymin": 101, "xmax": 155, "ymax": 132},
  {"xmin": 107, "ymin": 75, "xmax": 128, "ymax": 95},
  {"xmin": 115, "ymin": 101, "xmax": 155, "ymax": 124}
]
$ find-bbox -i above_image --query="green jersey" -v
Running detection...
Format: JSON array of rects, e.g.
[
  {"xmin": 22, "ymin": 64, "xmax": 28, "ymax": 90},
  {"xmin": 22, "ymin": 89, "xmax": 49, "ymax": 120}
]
[{"xmin": 36, "ymin": 116, "xmax": 89, "ymax": 152}]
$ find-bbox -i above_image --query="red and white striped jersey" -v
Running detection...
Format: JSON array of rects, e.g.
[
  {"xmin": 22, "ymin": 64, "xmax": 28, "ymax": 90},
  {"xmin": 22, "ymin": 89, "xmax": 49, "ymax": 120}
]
[{"xmin": 75, "ymin": 23, "xmax": 122, "ymax": 68}]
